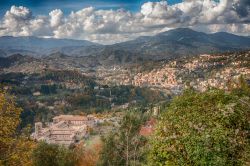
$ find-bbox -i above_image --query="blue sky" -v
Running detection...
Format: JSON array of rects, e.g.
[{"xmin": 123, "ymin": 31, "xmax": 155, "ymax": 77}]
[{"xmin": 0, "ymin": 0, "xmax": 183, "ymax": 16}]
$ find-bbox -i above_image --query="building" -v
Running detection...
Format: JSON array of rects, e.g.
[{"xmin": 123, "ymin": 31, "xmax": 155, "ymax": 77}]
[
  {"xmin": 139, "ymin": 118, "xmax": 156, "ymax": 137},
  {"xmin": 32, "ymin": 115, "xmax": 97, "ymax": 146}
]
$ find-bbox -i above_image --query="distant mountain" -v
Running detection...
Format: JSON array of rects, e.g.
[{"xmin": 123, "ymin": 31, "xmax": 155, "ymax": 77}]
[
  {"xmin": 103, "ymin": 28, "xmax": 250, "ymax": 62},
  {"xmin": 50, "ymin": 45, "xmax": 105, "ymax": 57},
  {"xmin": 0, "ymin": 29, "xmax": 249, "ymax": 65},
  {"xmin": 0, "ymin": 36, "xmax": 100, "ymax": 57},
  {"xmin": 0, "ymin": 54, "xmax": 36, "ymax": 68},
  {"xmin": 44, "ymin": 52, "xmax": 100, "ymax": 68}
]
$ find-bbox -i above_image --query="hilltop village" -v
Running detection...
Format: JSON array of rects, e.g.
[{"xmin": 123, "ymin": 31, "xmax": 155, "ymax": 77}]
[
  {"xmin": 97, "ymin": 51, "xmax": 250, "ymax": 93},
  {"xmin": 2, "ymin": 51, "xmax": 249, "ymax": 96}
]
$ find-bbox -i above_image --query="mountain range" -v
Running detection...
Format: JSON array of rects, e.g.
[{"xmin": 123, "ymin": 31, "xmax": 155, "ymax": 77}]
[
  {"xmin": 0, "ymin": 36, "xmax": 98, "ymax": 57},
  {"xmin": 0, "ymin": 28, "xmax": 249, "ymax": 65}
]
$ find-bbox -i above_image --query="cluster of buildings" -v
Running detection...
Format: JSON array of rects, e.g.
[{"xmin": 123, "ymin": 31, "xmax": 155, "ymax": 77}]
[
  {"xmin": 96, "ymin": 66, "xmax": 133, "ymax": 85},
  {"xmin": 132, "ymin": 65, "xmax": 182, "ymax": 90},
  {"xmin": 31, "ymin": 115, "xmax": 98, "ymax": 146},
  {"xmin": 92, "ymin": 52, "xmax": 250, "ymax": 95},
  {"xmin": 191, "ymin": 67, "xmax": 250, "ymax": 91},
  {"xmin": 183, "ymin": 54, "xmax": 225, "ymax": 71},
  {"xmin": 128, "ymin": 52, "xmax": 249, "ymax": 93}
]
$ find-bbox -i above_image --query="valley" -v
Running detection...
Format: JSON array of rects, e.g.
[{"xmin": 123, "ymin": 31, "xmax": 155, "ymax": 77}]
[
  {"xmin": 0, "ymin": 28, "xmax": 249, "ymax": 153},
  {"xmin": 1, "ymin": 46, "xmax": 249, "ymax": 127}
]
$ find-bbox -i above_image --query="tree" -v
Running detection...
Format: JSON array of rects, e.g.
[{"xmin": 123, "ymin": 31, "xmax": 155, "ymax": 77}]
[
  {"xmin": 0, "ymin": 90, "xmax": 35, "ymax": 166},
  {"xmin": 32, "ymin": 142, "xmax": 77, "ymax": 166},
  {"xmin": 75, "ymin": 142, "xmax": 102, "ymax": 166},
  {"xmin": 148, "ymin": 88, "xmax": 250, "ymax": 166},
  {"xmin": 40, "ymin": 84, "xmax": 57, "ymax": 94},
  {"xmin": 98, "ymin": 110, "xmax": 148, "ymax": 166}
]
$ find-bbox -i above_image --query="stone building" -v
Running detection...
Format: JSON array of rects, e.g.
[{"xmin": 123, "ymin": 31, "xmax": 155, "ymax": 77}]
[{"xmin": 32, "ymin": 115, "xmax": 96, "ymax": 146}]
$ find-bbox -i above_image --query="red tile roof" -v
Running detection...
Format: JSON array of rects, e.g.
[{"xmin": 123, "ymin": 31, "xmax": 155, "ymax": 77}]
[{"xmin": 139, "ymin": 118, "xmax": 156, "ymax": 137}]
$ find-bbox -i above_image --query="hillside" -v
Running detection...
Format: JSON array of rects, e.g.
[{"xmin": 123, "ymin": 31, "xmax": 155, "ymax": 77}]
[
  {"xmin": 0, "ymin": 36, "xmax": 100, "ymax": 57},
  {"xmin": 71, "ymin": 28, "xmax": 250, "ymax": 65},
  {"xmin": 0, "ymin": 54, "xmax": 36, "ymax": 68},
  {"xmin": 105, "ymin": 28, "xmax": 250, "ymax": 61},
  {"xmin": 0, "ymin": 29, "xmax": 249, "ymax": 63},
  {"xmin": 97, "ymin": 50, "xmax": 250, "ymax": 94}
]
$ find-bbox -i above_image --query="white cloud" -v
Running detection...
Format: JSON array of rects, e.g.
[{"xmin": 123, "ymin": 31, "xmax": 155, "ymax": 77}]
[
  {"xmin": 8, "ymin": 6, "xmax": 32, "ymax": 20},
  {"xmin": 0, "ymin": 6, "xmax": 49, "ymax": 37},
  {"xmin": 141, "ymin": 1, "xmax": 181, "ymax": 18},
  {"xmin": 194, "ymin": 23, "xmax": 250, "ymax": 36},
  {"xmin": 198, "ymin": 0, "xmax": 229, "ymax": 23},
  {"xmin": 0, "ymin": 1, "xmax": 249, "ymax": 44},
  {"xmin": 49, "ymin": 9, "xmax": 63, "ymax": 27}
]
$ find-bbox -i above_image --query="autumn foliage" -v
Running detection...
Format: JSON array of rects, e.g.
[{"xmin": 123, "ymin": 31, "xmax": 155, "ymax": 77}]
[
  {"xmin": 0, "ymin": 91, "xmax": 36, "ymax": 166},
  {"xmin": 75, "ymin": 142, "xmax": 102, "ymax": 166}
]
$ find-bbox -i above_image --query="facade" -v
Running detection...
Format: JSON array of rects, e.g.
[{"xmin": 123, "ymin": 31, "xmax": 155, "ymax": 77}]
[{"xmin": 32, "ymin": 115, "xmax": 97, "ymax": 146}]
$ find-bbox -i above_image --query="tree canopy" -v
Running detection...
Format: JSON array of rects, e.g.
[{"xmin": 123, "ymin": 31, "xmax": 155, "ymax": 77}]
[
  {"xmin": 98, "ymin": 110, "xmax": 148, "ymax": 166},
  {"xmin": 0, "ymin": 90, "xmax": 36, "ymax": 166},
  {"xmin": 32, "ymin": 142, "xmax": 77, "ymax": 166},
  {"xmin": 148, "ymin": 88, "xmax": 250, "ymax": 166}
]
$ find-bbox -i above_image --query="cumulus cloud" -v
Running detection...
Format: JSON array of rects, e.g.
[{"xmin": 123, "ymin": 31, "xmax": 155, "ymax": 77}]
[
  {"xmin": 49, "ymin": 9, "xmax": 63, "ymax": 27},
  {"xmin": 1, "ymin": 6, "xmax": 33, "ymax": 36},
  {"xmin": 0, "ymin": 0, "xmax": 249, "ymax": 44},
  {"xmin": 141, "ymin": 1, "xmax": 182, "ymax": 19},
  {"xmin": 0, "ymin": 6, "xmax": 49, "ymax": 36}
]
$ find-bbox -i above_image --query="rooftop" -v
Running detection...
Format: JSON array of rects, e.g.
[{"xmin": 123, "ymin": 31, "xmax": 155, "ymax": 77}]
[{"xmin": 53, "ymin": 115, "xmax": 88, "ymax": 121}]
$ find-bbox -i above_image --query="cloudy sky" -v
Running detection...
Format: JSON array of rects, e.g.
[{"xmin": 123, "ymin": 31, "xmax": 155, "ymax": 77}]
[{"xmin": 0, "ymin": 0, "xmax": 249, "ymax": 44}]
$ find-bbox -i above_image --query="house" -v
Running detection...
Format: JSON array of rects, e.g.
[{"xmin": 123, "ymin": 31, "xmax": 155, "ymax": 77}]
[{"xmin": 139, "ymin": 118, "xmax": 156, "ymax": 137}]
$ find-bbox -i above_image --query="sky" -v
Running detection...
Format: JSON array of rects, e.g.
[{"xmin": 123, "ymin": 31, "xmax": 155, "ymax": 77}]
[
  {"xmin": 0, "ymin": 0, "xmax": 183, "ymax": 15},
  {"xmin": 0, "ymin": 0, "xmax": 249, "ymax": 44}
]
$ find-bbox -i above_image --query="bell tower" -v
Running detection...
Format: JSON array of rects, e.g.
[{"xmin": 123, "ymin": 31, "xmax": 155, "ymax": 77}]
[{"xmin": 35, "ymin": 122, "xmax": 43, "ymax": 137}]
